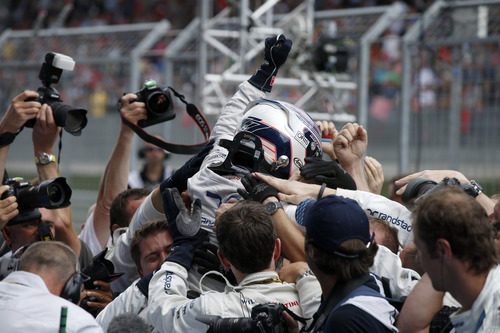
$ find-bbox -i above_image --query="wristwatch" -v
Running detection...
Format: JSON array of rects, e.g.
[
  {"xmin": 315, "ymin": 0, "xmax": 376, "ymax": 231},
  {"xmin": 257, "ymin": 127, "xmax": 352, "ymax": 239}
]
[
  {"xmin": 265, "ymin": 201, "xmax": 283, "ymax": 215},
  {"xmin": 34, "ymin": 153, "xmax": 56, "ymax": 166},
  {"xmin": 463, "ymin": 179, "xmax": 483, "ymax": 198}
]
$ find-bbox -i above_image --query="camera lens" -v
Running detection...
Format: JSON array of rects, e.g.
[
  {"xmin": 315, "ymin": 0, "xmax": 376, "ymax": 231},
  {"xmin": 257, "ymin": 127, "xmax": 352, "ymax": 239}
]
[
  {"xmin": 147, "ymin": 91, "xmax": 170, "ymax": 114},
  {"xmin": 47, "ymin": 183, "xmax": 64, "ymax": 206}
]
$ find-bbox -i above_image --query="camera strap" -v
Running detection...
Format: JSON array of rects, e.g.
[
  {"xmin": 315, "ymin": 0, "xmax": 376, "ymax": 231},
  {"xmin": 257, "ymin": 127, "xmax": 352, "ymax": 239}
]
[
  {"xmin": 305, "ymin": 273, "xmax": 371, "ymax": 332},
  {"xmin": 120, "ymin": 87, "xmax": 211, "ymax": 155}
]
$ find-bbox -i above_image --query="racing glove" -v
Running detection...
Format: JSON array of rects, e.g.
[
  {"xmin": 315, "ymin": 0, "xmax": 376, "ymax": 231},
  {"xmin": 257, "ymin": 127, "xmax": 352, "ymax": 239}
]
[
  {"xmin": 193, "ymin": 240, "xmax": 237, "ymax": 285},
  {"xmin": 238, "ymin": 173, "xmax": 278, "ymax": 203},
  {"xmin": 248, "ymin": 34, "xmax": 292, "ymax": 92},
  {"xmin": 300, "ymin": 156, "xmax": 357, "ymax": 190},
  {"xmin": 160, "ymin": 139, "xmax": 215, "ymax": 193},
  {"xmin": 162, "ymin": 187, "xmax": 207, "ymax": 270}
]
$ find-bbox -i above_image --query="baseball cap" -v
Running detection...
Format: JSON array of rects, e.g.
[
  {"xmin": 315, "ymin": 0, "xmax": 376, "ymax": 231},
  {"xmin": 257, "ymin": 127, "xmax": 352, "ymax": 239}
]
[
  {"xmin": 7, "ymin": 208, "xmax": 42, "ymax": 226},
  {"xmin": 304, "ymin": 195, "xmax": 372, "ymax": 258}
]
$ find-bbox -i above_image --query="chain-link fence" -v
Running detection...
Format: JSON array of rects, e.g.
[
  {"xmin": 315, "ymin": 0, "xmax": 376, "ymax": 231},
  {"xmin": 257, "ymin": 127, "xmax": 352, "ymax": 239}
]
[{"xmin": 400, "ymin": 0, "xmax": 500, "ymax": 194}]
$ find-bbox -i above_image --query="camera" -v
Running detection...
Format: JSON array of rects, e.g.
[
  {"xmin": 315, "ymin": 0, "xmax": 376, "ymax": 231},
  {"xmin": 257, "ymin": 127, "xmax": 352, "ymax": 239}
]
[
  {"xmin": 196, "ymin": 303, "xmax": 288, "ymax": 333},
  {"xmin": 80, "ymin": 248, "xmax": 123, "ymax": 316},
  {"xmin": 402, "ymin": 176, "xmax": 477, "ymax": 204},
  {"xmin": 134, "ymin": 80, "xmax": 175, "ymax": 128},
  {"xmin": 2, "ymin": 177, "xmax": 72, "ymax": 210},
  {"xmin": 25, "ymin": 52, "xmax": 88, "ymax": 136}
]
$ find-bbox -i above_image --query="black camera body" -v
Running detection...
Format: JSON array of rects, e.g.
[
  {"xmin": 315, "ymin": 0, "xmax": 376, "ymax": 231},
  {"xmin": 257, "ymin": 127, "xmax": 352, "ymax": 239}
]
[
  {"xmin": 197, "ymin": 303, "xmax": 288, "ymax": 333},
  {"xmin": 2, "ymin": 177, "xmax": 72, "ymax": 211},
  {"xmin": 80, "ymin": 248, "xmax": 123, "ymax": 317},
  {"xmin": 25, "ymin": 52, "xmax": 88, "ymax": 136},
  {"xmin": 402, "ymin": 176, "xmax": 475, "ymax": 205},
  {"xmin": 134, "ymin": 80, "xmax": 175, "ymax": 128}
]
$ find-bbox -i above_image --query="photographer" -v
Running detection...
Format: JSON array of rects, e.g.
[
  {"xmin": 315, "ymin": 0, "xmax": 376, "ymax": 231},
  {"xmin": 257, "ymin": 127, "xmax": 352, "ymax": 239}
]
[
  {"xmin": 79, "ymin": 92, "xmax": 148, "ymax": 256},
  {"xmin": 129, "ymin": 143, "xmax": 173, "ymax": 189},
  {"xmin": 0, "ymin": 90, "xmax": 42, "ymax": 183},
  {"xmin": 0, "ymin": 241, "xmax": 102, "ymax": 332},
  {"xmin": 395, "ymin": 169, "xmax": 495, "ymax": 217},
  {"xmin": 0, "ymin": 95, "xmax": 92, "ymax": 275},
  {"xmin": 147, "ymin": 199, "xmax": 316, "ymax": 332}
]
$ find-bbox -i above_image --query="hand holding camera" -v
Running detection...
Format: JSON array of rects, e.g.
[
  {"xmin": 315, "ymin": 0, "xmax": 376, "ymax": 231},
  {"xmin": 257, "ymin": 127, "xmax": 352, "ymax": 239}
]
[
  {"xmin": 24, "ymin": 52, "xmax": 88, "ymax": 136},
  {"xmin": 119, "ymin": 93, "xmax": 147, "ymax": 127},
  {"xmin": 32, "ymin": 103, "xmax": 60, "ymax": 155},
  {"xmin": 0, "ymin": 185, "xmax": 18, "ymax": 229},
  {"xmin": 0, "ymin": 90, "xmax": 42, "ymax": 135}
]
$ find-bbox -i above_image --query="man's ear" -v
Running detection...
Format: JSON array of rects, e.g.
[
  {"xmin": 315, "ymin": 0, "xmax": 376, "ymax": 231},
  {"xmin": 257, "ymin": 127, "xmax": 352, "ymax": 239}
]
[
  {"xmin": 217, "ymin": 249, "xmax": 231, "ymax": 269},
  {"xmin": 273, "ymin": 238, "xmax": 281, "ymax": 261},
  {"xmin": 436, "ymin": 238, "xmax": 452, "ymax": 260},
  {"xmin": 2, "ymin": 227, "xmax": 12, "ymax": 246}
]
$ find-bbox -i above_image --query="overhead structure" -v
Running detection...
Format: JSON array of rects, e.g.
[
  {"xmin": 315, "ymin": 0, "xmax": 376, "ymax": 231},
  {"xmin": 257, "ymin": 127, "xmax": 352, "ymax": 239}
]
[{"xmin": 164, "ymin": 0, "xmax": 395, "ymax": 123}]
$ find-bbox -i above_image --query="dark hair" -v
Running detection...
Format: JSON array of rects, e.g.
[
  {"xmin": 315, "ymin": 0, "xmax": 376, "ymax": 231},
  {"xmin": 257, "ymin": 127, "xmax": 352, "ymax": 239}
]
[
  {"xmin": 107, "ymin": 312, "xmax": 151, "ymax": 333},
  {"xmin": 216, "ymin": 201, "xmax": 277, "ymax": 274},
  {"xmin": 130, "ymin": 219, "xmax": 169, "ymax": 269},
  {"xmin": 369, "ymin": 218, "xmax": 400, "ymax": 254},
  {"xmin": 388, "ymin": 173, "xmax": 409, "ymax": 202},
  {"xmin": 414, "ymin": 186, "xmax": 496, "ymax": 274},
  {"xmin": 306, "ymin": 237, "xmax": 378, "ymax": 283},
  {"xmin": 110, "ymin": 188, "xmax": 151, "ymax": 229}
]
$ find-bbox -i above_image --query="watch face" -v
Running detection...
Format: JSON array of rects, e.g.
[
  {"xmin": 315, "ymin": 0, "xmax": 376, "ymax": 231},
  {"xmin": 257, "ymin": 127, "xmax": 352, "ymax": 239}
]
[
  {"xmin": 39, "ymin": 154, "xmax": 50, "ymax": 164},
  {"xmin": 266, "ymin": 201, "xmax": 281, "ymax": 215},
  {"xmin": 37, "ymin": 153, "xmax": 54, "ymax": 165}
]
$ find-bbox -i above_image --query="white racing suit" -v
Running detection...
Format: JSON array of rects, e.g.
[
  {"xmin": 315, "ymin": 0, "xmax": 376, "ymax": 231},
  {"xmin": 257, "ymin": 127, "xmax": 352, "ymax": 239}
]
[
  {"xmin": 450, "ymin": 265, "xmax": 500, "ymax": 332},
  {"xmin": 335, "ymin": 188, "xmax": 413, "ymax": 248},
  {"xmin": 147, "ymin": 261, "xmax": 320, "ymax": 333},
  {"xmin": 96, "ymin": 278, "xmax": 148, "ymax": 331},
  {"xmin": 187, "ymin": 80, "xmax": 265, "ymax": 232},
  {"xmin": 106, "ymin": 191, "xmax": 165, "ymax": 293}
]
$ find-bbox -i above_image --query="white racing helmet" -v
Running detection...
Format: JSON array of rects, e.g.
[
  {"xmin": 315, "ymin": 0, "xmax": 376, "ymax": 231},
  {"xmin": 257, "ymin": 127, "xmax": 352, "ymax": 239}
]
[{"xmin": 237, "ymin": 99, "xmax": 322, "ymax": 179}]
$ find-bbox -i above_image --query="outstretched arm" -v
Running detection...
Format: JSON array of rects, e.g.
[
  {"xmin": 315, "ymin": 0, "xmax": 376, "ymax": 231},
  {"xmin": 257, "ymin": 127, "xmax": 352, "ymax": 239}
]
[
  {"xmin": 396, "ymin": 170, "xmax": 495, "ymax": 216},
  {"xmin": 32, "ymin": 104, "xmax": 80, "ymax": 255},
  {"xmin": 92, "ymin": 94, "xmax": 147, "ymax": 249},
  {"xmin": 0, "ymin": 90, "xmax": 42, "ymax": 180}
]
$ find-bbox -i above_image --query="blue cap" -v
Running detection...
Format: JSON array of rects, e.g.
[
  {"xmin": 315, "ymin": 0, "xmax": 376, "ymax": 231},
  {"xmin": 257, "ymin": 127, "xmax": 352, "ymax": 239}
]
[{"xmin": 304, "ymin": 195, "xmax": 370, "ymax": 257}]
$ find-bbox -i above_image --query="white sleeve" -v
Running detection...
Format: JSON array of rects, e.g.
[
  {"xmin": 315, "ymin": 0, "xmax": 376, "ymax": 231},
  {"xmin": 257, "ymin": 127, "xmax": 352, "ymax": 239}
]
[
  {"xmin": 209, "ymin": 80, "xmax": 266, "ymax": 141},
  {"xmin": 147, "ymin": 261, "xmax": 209, "ymax": 332},
  {"xmin": 370, "ymin": 245, "xmax": 421, "ymax": 299},
  {"xmin": 295, "ymin": 274, "xmax": 321, "ymax": 323},
  {"xmin": 336, "ymin": 189, "xmax": 414, "ymax": 247},
  {"xmin": 106, "ymin": 192, "xmax": 165, "ymax": 287},
  {"xmin": 78, "ymin": 211, "xmax": 105, "ymax": 256},
  {"xmin": 96, "ymin": 280, "xmax": 147, "ymax": 331}
]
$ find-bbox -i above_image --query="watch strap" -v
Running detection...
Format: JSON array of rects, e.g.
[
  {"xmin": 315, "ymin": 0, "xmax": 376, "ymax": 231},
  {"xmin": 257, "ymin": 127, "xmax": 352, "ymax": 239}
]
[
  {"xmin": 34, "ymin": 153, "xmax": 56, "ymax": 165},
  {"xmin": 468, "ymin": 180, "xmax": 483, "ymax": 198},
  {"xmin": 266, "ymin": 201, "xmax": 283, "ymax": 215},
  {"xmin": 0, "ymin": 132, "xmax": 18, "ymax": 147}
]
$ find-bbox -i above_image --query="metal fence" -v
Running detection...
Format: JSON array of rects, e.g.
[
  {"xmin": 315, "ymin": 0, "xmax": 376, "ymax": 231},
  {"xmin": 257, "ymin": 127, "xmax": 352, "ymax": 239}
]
[{"xmin": 400, "ymin": 0, "xmax": 500, "ymax": 194}]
